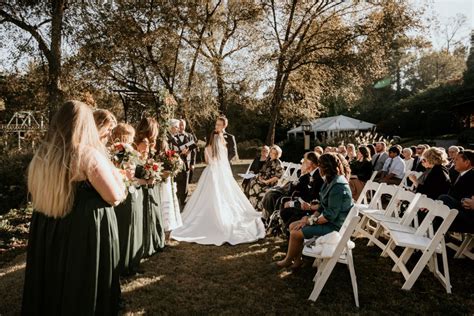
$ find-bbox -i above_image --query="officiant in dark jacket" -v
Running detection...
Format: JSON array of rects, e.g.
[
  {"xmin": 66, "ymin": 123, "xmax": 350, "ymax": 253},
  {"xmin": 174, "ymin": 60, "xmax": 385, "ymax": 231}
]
[
  {"xmin": 179, "ymin": 119, "xmax": 199, "ymax": 183},
  {"xmin": 168, "ymin": 119, "xmax": 197, "ymax": 210}
]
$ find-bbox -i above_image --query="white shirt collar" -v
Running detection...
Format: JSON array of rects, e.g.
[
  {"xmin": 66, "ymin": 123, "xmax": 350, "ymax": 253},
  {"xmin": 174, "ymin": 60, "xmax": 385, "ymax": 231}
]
[{"xmin": 309, "ymin": 168, "xmax": 317, "ymax": 177}]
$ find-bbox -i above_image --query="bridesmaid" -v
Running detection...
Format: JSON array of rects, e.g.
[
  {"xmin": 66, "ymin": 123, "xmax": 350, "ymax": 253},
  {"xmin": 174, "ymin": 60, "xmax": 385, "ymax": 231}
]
[
  {"xmin": 111, "ymin": 123, "xmax": 144, "ymax": 276},
  {"xmin": 155, "ymin": 125, "xmax": 182, "ymax": 244},
  {"xmin": 22, "ymin": 100, "xmax": 126, "ymax": 315},
  {"xmin": 134, "ymin": 117, "xmax": 165, "ymax": 256},
  {"xmin": 93, "ymin": 109, "xmax": 117, "ymax": 145}
]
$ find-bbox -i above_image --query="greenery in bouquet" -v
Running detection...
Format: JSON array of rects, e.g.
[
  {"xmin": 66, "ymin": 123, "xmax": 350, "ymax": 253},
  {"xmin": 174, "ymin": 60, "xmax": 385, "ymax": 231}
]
[
  {"xmin": 110, "ymin": 142, "xmax": 141, "ymax": 188},
  {"xmin": 110, "ymin": 142, "xmax": 141, "ymax": 169}
]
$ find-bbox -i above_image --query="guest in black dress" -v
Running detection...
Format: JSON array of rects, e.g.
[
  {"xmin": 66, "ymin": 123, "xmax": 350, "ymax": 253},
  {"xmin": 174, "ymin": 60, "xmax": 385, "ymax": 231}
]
[
  {"xmin": 23, "ymin": 101, "xmax": 126, "ymax": 315},
  {"xmin": 243, "ymin": 146, "xmax": 270, "ymax": 194},
  {"xmin": 409, "ymin": 147, "xmax": 451, "ymax": 199},
  {"xmin": 349, "ymin": 146, "xmax": 373, "ymax": 200}
]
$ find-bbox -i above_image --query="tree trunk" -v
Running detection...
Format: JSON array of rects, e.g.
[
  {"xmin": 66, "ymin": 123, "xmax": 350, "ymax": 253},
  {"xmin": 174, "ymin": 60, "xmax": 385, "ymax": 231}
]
[
  {"xmin": 47, "ymin": 0, "xmax": 65, "ymax": 120},
  {"xmin": 214, "ymin": 59, "xmax": 226, "ymax": 114}
]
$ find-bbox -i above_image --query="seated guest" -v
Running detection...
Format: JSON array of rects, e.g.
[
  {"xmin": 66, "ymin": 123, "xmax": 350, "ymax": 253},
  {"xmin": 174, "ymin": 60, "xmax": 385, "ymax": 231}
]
[
  {"xmin": 447, "ymin": 145, "xmax": 460, "ymax": 183},
  {"xmin": 346, "ymin": 143, "xmax": 356, "ymax": 162},
  {"xmin": 314, "ymin": 146, "xmax": 324, "ymax": 155},
  {"xmin": 248, "ymin": 145, "xmax": 284, "ymax": 212},
  {"xmin": 262, "ymin": 152, "xmax": 319, "ymax": 218},
  {"xmin": 371, "ymin": 142, "xmax": 388, "ymax": 172},
  {"xmin": 278, "ymin": 152, "xmax": 324, "ymax": 226},
  {"xmin": 402, "ymin": 147, "xmax": 414, "ymax": 172},
  {"xmin": 408, "ymin": 147, "xmax": 450, "ymax": 199},
  {"xmin": 439, "ymin": 150, "xmax": 474, "ymax": 233},
  {"xmin": 338, "ymin": 145, "xmax": 348, "ymax": 158},
  {"xmin": 243, "ymin": 146, "xmax": 270, "ymax": 194},
  {"xmin": 375, "ymin": 146, "xmax": 405, "ymax": 185},
  {"xmin": 367, "ymin": 144, "xmax": 376, "ymax": 157},
  {"xmin": 412, "ymin": 144, "xmax": 429, "ymax": 172},
  {"xmin": 276, "ymin": 153, "xmax": 353, "ymax": 269},
  {"xmin": 349, "ymin": 146, "xmax": 373, "ymax": 200}
]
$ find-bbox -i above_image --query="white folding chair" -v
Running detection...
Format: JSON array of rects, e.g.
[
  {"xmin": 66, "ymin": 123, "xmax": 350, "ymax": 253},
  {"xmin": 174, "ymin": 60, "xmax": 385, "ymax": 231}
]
[
  {"xmin": 381, "ymin": 199, "xmax": 458, "ymax": 293},
  {"xmin": 362, "ymin": 191, "xmax": 423, "ymax": 251},
  {"xmin": 288, "ymin": 163, "xmax": 301, "ymax": 182},
  {"xmin": 354, "ymin": 180, "xmax": 381, "ymax": 207},
  {"xmin": 354, "ymin": 184, "xmax": 400, "ymax": 238},
  {"xmin": 369, "ymin": 171, "xmax": 378, "ymax": 181},
  {"xmin": 303, "ymin": 208, "xmax": 361, "ymax": 307},
  {"xmin": 277, "ymin": 162, "xmax": 293, "ymax": 186},
  {"xmin": 399, "ymin": 171, "xmax": 422, "ymax": 191},
  {"xmin": 447, "ymin": 233, "xmax": 474, "ymax": 260}
]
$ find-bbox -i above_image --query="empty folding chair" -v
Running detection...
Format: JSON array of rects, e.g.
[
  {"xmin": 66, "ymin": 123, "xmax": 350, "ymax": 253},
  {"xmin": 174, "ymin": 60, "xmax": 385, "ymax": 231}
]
[
  {"xmin": 303, "ymin": 208, "xmax": 361, "ymax": 307},
  {"xmin": 354, "ymin": 183, "xmax": 400, "ymax": 239},
  {"xmin": 363, "ymin": 191, "xmax": 422, "ymax": 251},
  {"xmin": 381, "ymin": 199, "xmax": 458, "ymax": 293}
]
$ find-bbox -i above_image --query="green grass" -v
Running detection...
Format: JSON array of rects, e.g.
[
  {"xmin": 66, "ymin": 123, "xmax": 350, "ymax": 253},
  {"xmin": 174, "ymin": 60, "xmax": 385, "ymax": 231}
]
[{"xmin": 0, "ymin": 162, "xmax": 473, "ymax": 315}]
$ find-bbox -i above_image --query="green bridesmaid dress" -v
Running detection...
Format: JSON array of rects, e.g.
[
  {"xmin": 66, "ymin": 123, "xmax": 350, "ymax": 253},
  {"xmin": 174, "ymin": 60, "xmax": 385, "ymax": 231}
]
[
  {"xmin": 22, "ymin": 181, "xmax": 121, "ymax": 316},
  {"xmin": 142, "ymin": 184, "xmax": 165, "ymax": 257},
  {"xmin": 114, "ymin": 185, "xmax": 144, "ymax": 275}
]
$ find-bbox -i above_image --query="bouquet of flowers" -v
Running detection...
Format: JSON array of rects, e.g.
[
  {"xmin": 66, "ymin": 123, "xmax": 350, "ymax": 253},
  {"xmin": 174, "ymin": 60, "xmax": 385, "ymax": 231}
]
[
  {"xmin": 141, "ymin": 158, "xmax": 163, "ymax": 181},
  {"xmin": 158, "ymin": 150, "xmax": 184, "ymax": 179},
  {"xmin": 110, "ymin": 142, "xmax": 141, "ymax": 169},
  {"xmin": 109, "ymin": 142, "xmax": 142, "ymax": 190}
]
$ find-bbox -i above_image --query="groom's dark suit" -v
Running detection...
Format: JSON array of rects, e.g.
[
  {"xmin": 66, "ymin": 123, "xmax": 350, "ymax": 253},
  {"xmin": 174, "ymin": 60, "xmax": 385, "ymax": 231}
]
[
  {"xmin": 168, "ymin": 132, "xmax": 195, "ymax": 210},
  {"xmin": 223, "ymin": 131, "xmax": 237, "ymax": 162}
]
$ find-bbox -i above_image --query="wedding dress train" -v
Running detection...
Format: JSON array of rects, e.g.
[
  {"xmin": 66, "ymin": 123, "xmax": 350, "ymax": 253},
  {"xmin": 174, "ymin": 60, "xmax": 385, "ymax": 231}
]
[{"xmin": 171, "ymin": 134, "xmax": 265, "ymax": 246}]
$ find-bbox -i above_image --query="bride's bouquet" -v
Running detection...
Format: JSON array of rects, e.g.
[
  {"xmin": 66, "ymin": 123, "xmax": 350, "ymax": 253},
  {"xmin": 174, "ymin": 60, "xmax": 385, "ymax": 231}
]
[{"xmin": 158, "ymin": 150, "xmax": 184, "ymax": 179}]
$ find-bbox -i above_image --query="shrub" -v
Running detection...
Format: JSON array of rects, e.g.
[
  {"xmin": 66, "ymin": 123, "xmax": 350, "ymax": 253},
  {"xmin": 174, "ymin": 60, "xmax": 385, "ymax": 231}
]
[
  {"xmin": 458, "ymin": 129, "xmax": 474, "ymax": 148},
  {"xmin": 0, "ymin": 150, "xmax": 32, "ymax": 215},
  {"xmin": 237, "ymin": 139, "xmax": 264, "ymax": 160}
]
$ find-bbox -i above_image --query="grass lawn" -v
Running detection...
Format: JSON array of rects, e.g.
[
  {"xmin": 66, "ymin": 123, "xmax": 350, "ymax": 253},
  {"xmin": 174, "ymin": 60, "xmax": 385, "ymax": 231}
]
[{"xmin": 0, "ymin": 161, "xmax": 473, "ymax": 315}]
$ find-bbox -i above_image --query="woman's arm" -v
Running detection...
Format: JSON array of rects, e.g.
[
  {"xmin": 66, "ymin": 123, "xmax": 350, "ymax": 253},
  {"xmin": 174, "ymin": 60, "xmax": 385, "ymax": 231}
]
[{"xmin": 86, "ymin": 149, "xmax": 126, "ymax": 206}]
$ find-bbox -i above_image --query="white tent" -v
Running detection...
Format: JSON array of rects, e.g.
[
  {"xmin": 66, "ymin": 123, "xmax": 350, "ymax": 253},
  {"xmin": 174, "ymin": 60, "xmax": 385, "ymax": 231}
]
[{"xmin": 287, "ymin": 115, "xmax": 375, "ymax": 140}]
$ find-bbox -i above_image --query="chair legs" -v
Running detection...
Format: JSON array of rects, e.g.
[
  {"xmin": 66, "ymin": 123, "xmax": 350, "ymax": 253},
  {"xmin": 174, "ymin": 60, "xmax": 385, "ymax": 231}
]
[{"xmin": 347, "ymin": 250, "xmax": 359, "ymax": 308}]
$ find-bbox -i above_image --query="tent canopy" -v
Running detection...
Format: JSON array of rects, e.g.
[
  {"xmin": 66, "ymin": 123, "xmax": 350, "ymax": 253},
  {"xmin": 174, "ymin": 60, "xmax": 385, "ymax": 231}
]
[{"xmin": 287, "ymin": 115, "xmax": 375, "ymax": 135}]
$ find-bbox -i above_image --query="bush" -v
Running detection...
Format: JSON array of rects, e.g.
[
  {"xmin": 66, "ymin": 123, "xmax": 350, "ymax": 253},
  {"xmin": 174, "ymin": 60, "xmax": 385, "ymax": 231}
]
[
  {"xmin": 279, "ymin": 139, "xmax": 309, "ymax": 163},
  {"xmin": 0, "ymin": 150, "xmax": 32, "ymax": 215},
  {"xmin": 237, "ymin": 139, "xmax": 264, "ymax": 159},
  {"xmin": 458, "ymin": 129, "xmax": 474, "ymax": 148}
]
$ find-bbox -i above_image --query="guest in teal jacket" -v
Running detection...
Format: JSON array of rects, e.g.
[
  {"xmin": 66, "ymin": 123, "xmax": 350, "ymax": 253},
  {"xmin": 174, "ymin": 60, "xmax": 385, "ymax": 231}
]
[{"xmin": 276, "ymin": 153, "xmax": 353, "ymax": 269}]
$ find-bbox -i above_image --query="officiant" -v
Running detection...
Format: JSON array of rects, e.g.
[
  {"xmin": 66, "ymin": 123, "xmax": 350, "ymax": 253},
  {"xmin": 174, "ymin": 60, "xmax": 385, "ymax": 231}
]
[
  {"xmin": 179, "ymin": 119, "xmax": 199, "ymax": 183},
  {"xmin": 168, "ymin": 119, "xmax": 197, "ymax": 210}
]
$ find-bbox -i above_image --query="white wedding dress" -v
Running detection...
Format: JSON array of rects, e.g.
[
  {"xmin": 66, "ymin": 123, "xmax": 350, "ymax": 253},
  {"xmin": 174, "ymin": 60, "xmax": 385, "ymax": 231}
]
[{"xmin": 171, "ymin": 134, "xmax": 265, "ymax": 246}]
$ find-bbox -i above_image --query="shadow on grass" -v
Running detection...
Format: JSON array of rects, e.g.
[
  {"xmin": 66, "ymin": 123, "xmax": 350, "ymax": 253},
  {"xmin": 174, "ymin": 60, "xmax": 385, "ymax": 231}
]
[{"xmin": 119, "ymin": 238, "xmax": 473, "ymax": 315}]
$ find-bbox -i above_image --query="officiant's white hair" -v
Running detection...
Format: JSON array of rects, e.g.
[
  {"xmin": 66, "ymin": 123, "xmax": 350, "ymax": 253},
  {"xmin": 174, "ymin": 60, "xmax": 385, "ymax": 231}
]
[{"xmin": 169, "ymin": 119, "xmax": 180, "ymax": 128}]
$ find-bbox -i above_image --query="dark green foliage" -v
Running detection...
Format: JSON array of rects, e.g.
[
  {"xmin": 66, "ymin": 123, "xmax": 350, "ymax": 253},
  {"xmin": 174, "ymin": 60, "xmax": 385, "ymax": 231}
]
[{"xmin": 0, "ymin": 150, "xmax": 32, "ymax": 215}]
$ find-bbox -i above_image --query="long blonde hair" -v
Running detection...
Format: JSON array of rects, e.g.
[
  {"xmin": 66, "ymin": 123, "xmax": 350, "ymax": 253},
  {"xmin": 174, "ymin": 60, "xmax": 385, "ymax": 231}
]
[{"xmin": 28, "ymin": 100, "xmax": 107, "ymax": 218}]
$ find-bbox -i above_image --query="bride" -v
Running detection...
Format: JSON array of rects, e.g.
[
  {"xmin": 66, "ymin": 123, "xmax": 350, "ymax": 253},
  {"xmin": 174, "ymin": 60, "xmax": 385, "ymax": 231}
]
[{"xmin": 171, "ymin": 117, "xmax": 265, "ymax": 246}]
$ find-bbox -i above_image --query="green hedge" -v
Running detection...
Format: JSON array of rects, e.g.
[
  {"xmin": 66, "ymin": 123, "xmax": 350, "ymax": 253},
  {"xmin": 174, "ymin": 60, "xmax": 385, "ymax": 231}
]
[{"xmin": 0, "ymin": 151, "xmax": 32, "ymax": 215}]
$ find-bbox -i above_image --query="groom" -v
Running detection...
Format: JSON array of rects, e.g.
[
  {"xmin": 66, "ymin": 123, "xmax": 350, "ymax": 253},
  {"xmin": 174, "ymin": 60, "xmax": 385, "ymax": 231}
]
[{"xmin": 215, "ymin": 116, "xmax": 238, "ymax": 162}]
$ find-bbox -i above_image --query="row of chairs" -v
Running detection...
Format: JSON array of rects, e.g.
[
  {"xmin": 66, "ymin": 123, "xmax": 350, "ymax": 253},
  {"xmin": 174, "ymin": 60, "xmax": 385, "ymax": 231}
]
[{"xmin": 301, "ymin": 179, "xmax": 463, "ymax": 307}]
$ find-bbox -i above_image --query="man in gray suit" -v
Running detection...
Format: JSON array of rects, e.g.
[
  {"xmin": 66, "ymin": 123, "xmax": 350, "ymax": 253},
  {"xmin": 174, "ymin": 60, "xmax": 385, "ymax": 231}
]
[{"xmin": 371, "ymin": 142, "xmax": 388, "ymax": 172}]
